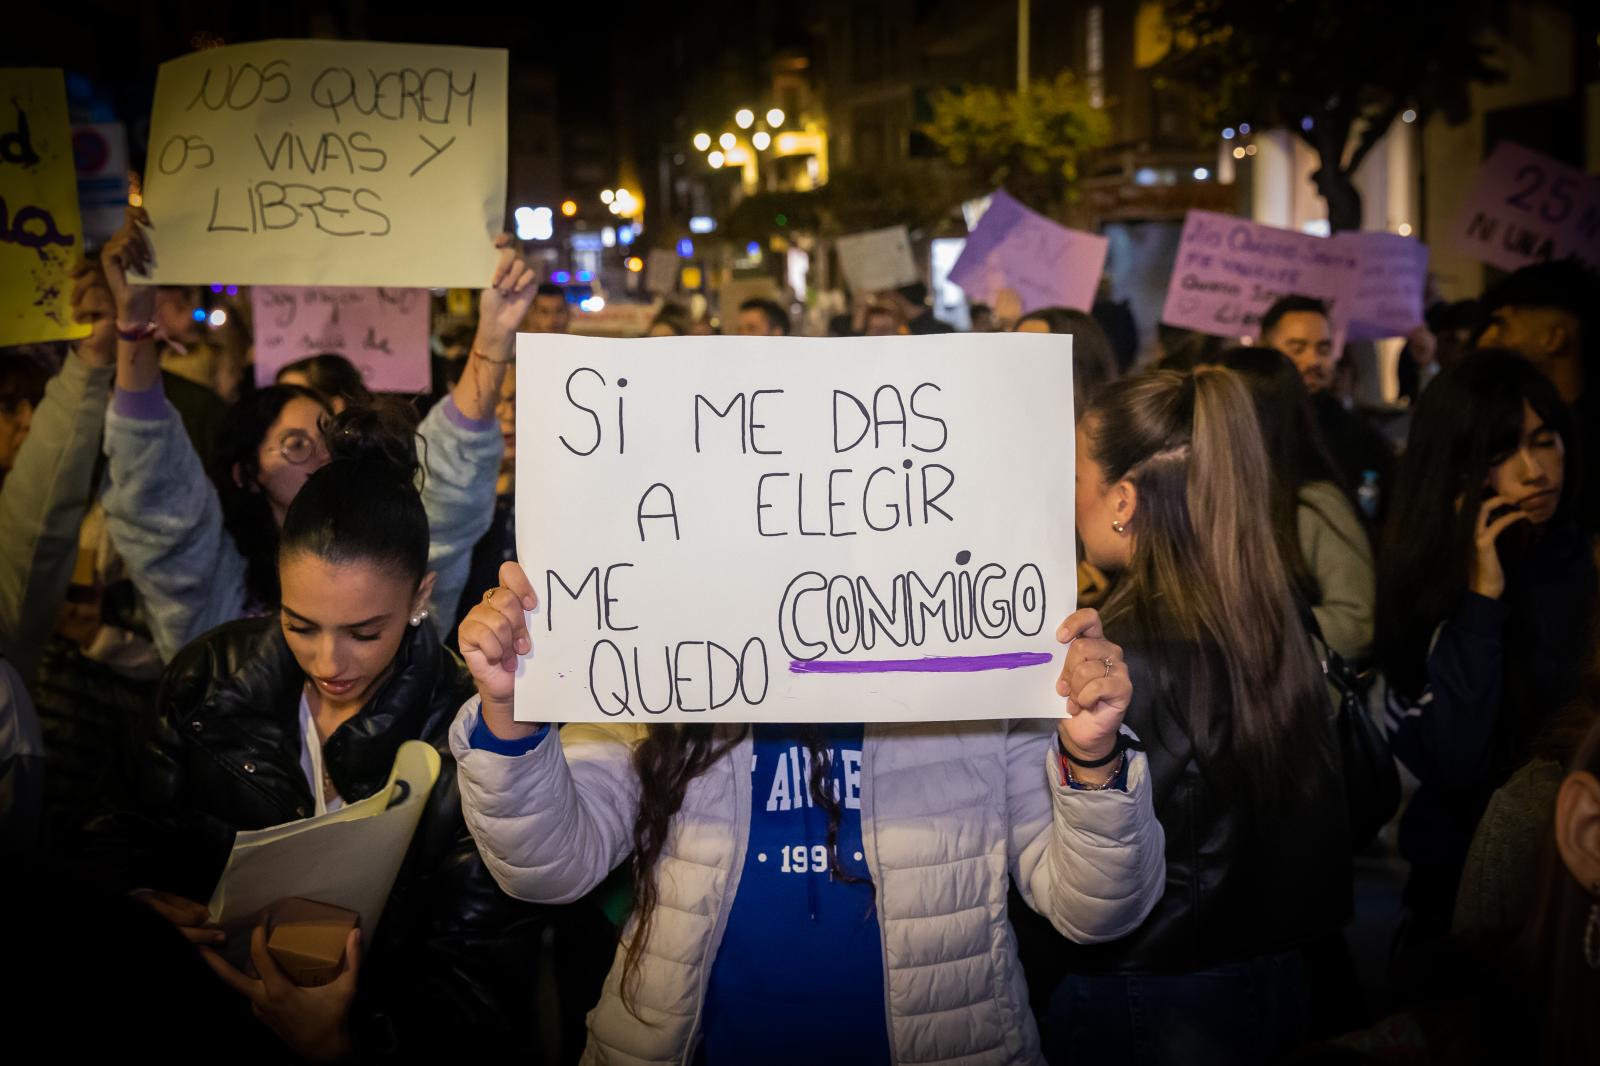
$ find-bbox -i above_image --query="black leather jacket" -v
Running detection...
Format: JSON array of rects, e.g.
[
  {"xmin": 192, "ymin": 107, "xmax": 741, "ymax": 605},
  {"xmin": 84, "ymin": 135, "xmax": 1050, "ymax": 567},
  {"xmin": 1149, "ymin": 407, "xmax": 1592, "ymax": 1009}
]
[
  {"xmin": 1060, "ymin": 604, "xmax": 1353, "ymax": 973},
  {"xmin": 84, "ymin": 616, "xmax": 559, "ymax": 1057}
]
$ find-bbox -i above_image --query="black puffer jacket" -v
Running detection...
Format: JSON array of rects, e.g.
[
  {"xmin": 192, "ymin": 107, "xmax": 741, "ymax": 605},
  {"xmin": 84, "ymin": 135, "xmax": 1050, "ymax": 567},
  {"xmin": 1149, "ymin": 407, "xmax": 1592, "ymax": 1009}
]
[
  {"xmin": 1061, "ymin": 603, "xmax": 1352, "ymax": 972},
  {"xmin": 84, "ymin": 615, "xmax": 569, "ymax": 1058}
]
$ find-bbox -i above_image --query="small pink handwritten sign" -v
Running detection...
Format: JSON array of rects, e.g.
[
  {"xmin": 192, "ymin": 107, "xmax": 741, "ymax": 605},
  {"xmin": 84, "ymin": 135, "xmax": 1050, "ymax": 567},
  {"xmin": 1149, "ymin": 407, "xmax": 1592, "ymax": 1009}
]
[{"xmin": 252, "ymin": 286, "xmax": 430, "ymax": 391}]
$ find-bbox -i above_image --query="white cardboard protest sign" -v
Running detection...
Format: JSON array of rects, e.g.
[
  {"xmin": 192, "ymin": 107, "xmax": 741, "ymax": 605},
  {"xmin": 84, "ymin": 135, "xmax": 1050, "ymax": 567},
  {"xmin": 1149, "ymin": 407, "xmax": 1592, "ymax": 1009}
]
[
  {"xmin": 139, "ymin": 39, "xmax": 506, "ymax": 286},
  {"xmin": 251, "ymin": 286, "xmax": 430, "ymax": 390},
  {"xmin": 834, "ymin": 226, "xmax": 920, "ymax": 292},
  {"xmin": 1454, "ymin": 141, "xmax": 1600, "ymax": 274},
  {"xmin": 513, "ymin": 333, "xmax": 1077, "ymax": 724}
]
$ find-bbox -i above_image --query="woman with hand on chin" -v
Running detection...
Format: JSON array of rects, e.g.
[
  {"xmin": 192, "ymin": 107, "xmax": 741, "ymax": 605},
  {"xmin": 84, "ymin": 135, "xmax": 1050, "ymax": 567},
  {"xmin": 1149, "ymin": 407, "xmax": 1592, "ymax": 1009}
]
[
  {"xmin": 97, "ymin": 207, "xmax": 534, "ymax": 661},
  {"xmin": 1379, "ymin": 349, "xmax": 1597, "ymax": 948},
  {"xmin": 449, "ymin": 557, "xmax": 1165, "ymax": 1065}
]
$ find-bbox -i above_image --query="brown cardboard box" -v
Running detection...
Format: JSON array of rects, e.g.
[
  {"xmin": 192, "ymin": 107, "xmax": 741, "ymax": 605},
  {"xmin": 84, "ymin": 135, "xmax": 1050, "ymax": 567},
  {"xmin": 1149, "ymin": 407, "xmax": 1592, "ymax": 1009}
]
[{"xmin": 263, "ymin": 897, "xmax": 358, "ymax": 987}]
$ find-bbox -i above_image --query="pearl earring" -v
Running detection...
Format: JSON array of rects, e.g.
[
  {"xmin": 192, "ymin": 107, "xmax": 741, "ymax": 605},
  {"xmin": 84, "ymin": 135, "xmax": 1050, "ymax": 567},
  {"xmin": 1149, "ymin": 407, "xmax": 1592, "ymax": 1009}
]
[
  {"xmin": 1111, "ymin": 519, "xmax": 1127, "ymax": 534},
  {"xmin": 409, "ymin": 608, "xmax": 429, "ymax": 628}
]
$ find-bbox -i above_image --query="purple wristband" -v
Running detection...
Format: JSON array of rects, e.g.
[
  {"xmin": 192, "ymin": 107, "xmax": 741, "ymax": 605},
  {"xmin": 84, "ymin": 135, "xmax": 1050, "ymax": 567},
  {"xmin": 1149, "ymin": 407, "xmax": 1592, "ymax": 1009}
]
[{"xmin": 113, "ymin": 380, "xmax": 168, "ymax": 420}]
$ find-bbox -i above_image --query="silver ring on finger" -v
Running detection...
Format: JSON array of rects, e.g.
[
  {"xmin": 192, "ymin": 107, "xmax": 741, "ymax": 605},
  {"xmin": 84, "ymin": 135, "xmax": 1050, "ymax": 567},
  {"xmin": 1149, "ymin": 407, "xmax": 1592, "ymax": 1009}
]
[{"xmin": 1101, "ymin": 656, "xmax": 1115, "ymax": 678}]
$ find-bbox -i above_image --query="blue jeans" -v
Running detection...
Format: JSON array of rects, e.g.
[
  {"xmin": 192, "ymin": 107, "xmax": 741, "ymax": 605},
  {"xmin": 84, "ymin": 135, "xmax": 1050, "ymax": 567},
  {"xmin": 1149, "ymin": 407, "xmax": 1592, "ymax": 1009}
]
[{"xmin": 1041, "ymin": 951, "xmax": 1312, "ymax": 1066}]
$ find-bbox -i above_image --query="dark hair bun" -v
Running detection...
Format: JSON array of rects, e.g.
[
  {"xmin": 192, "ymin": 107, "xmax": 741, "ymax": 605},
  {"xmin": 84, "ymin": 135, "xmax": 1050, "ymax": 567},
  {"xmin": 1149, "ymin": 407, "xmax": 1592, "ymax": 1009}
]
[
  {"xmin": 280, "ymin": 396, "xmax": 430, "ymax": 584},
  {"xmin": 324, "ymin": 397, "xmax": 422, "ymax": 487}
]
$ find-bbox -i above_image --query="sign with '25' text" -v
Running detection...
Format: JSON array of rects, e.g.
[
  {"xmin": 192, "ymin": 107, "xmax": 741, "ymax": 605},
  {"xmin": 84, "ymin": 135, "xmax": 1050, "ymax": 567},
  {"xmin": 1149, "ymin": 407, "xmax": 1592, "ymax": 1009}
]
[
  {"xmin": 139, "ymin": 39, "xmax": 507, "ymax": 287},
  {"xmin": 513, "ymin": 333, "xmax": 1078, "ymax": 724},
  {"xmin": 1454, "ymin": 140, "xmax": 1600, "ymax": 273}
]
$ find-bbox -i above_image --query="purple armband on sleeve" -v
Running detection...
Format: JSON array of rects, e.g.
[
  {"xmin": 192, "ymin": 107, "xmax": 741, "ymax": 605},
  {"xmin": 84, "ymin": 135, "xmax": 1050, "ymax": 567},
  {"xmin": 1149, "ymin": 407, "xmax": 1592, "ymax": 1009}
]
[
  {"xmin": 442, "ymin": 394, "xmax": 497, "ymax": 433},
  {"xmin": 113, "ymin": 380, "xmax": 168, "ymax": 420}
]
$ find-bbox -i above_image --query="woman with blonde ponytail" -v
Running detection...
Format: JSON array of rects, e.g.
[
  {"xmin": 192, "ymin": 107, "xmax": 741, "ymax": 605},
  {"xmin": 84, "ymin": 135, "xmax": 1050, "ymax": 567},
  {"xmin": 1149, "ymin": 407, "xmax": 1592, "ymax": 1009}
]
[{"xmin": 1039, "ymin": 366, "xmax": 1351, "ymax": 1064}]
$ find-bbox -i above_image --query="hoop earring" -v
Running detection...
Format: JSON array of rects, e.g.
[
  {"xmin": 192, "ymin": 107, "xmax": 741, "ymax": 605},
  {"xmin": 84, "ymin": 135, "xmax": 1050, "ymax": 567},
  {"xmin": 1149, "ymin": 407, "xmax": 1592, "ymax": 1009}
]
[
  {"xmin": 1585, "ymin": 889, "xmax": 1600, "ymax": 971},
  {"xmin": 1111, "ymin": 519, "xmax": 1127, "ymax": 535}
]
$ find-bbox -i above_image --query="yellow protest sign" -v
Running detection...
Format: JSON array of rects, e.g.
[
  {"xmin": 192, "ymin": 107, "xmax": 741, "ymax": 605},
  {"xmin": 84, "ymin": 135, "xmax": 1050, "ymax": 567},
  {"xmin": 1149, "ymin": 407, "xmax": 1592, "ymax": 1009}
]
[
  {"xmin": 140, "ymin": 39, "xmax": 507, "ymax": 287},
  {"xmin": 0, "ymin": 69, "xmax": 90, "ymax": 346}
]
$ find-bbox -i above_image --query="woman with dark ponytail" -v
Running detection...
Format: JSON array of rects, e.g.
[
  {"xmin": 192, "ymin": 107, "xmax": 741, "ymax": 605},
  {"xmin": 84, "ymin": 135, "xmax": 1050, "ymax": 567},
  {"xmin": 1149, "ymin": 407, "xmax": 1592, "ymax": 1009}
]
[
  {"xmin": 98, "ymin": 209, "xmax": 537, "ymax": 662},
  {"xmin": 1037, "ymin": 366, "xmax": 1351, "ymax": 1063},
  {"xmin": 446, "ymin": 577, "xmax": 1168, "ymax": 1059},
  {"xmin": 84, "ymin": 401, "xmax": 588, "ymax": 1060}
]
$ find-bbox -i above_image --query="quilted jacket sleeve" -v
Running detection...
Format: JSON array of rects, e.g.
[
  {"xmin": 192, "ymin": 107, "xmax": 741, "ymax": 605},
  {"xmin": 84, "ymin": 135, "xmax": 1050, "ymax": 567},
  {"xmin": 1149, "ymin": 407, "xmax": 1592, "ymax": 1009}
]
[
  {"xmin": 102, "ymin": 390, "xmax": 249, "ymax": 662},
  {"xmin": 1006, "ymin": 719, "xmax": 1166, "ymax": 944},
  {"xmin": 416, "ymin": 398, "xmax": 502, "ymax": 635},
  {"xmin": 449, "ymin": 697, "xmax": 642, "ymax": 904},
  {"xmin": 0, "ymin": 352, "xmax": 113, "ymax": 680}
]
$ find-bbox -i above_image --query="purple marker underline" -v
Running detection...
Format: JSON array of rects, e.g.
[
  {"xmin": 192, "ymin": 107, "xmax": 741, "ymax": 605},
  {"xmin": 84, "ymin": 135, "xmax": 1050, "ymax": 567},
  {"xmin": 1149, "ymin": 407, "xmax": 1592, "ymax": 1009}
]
[{"xmin": 789, "ymin": 652, "xmax": 1054, "ymax": 675}]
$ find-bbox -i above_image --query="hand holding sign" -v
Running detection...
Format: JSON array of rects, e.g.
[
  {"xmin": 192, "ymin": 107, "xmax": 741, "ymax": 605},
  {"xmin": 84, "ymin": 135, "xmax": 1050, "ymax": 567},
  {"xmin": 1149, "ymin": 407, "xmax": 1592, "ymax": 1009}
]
[
  {"xmin": 459, "ymin": 561, "xmax": 542, "ymax": 741},
  {"xmin": 101, "ymin": 205, "xmax": 156, "ymax": 321},
  {"xmin": 1055, "ymin": 608, "xmax": 1131, "ymax": 781}
]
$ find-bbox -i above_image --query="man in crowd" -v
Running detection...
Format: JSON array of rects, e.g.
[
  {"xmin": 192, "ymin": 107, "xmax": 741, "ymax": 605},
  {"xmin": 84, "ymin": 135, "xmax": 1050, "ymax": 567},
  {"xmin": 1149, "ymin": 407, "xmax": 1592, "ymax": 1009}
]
[
  {"xmin": 737, "ymin": 297, "xmax": 791, "ymax": 337},
  {"xmin": 1260, "ymin": 294, "xmax": 1394, "ymax": 519},
  {"xmin": 525, "ymin": 282, "xmax": 571, "ymax": 334}
]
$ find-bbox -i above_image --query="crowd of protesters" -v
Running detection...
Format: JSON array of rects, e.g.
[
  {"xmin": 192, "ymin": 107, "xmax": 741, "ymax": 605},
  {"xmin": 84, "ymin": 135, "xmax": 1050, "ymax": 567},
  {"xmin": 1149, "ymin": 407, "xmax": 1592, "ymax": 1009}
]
[{"xmin": 1, "ymin": 200, "xmax": 1597, "ymax": 1065}]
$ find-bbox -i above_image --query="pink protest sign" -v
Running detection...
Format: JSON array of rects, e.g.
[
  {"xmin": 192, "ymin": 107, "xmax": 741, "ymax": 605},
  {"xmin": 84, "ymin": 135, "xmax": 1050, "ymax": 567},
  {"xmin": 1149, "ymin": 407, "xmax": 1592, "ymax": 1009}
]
[
  {"xmin": 947, "ymin": 189, "xmax": 1108, "ymax": 313},
  {"xmin": 1159, "ymin": 210, "xmax": 1358, "ymax": 338},
  {"xmin": 1331, "ymin": 231, "xmax": 1429, "ymax": 341},
  {"xmin": 252, "ymin": 287, "xmax": 430, "ymax": 391},
  {"xmin": 1454, "ymin": 141, "xmax": 1600, "ymax": 273}
]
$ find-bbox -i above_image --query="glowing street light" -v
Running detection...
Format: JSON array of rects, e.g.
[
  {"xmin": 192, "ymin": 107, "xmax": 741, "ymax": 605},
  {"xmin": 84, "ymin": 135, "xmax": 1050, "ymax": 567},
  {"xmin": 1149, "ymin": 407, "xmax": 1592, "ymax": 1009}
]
[
  {"xmin": 752, "ymin": 131, "xmax": 771, "ymax": 150},
  {"xmin": 735, "ymin": 108, "xmax": 755, "ymax": 129},
  {"xmin": 561, "ymin": 200, "xmax": 578, "ymax": 217},
  {"xmin": 626, "ymin": 256, "xmax": 644, "ymax": 272},
  {"xmin": 707, "ymin": 150, "xmax": 726, "ymax": 169},
  {"xmin": 766, "ymin": 108, "xmax": 784, "ymax": 127},
  {"xmin": 719, "ymin": 132, "xmax": 736, "ymax": 150},
  {"xmin": 600, "ymin": 189, "xmax": 615, "ymax": 204},
  {"xmin": 692, "ymin": 132, "xmax": 711, "ymax": 151}
]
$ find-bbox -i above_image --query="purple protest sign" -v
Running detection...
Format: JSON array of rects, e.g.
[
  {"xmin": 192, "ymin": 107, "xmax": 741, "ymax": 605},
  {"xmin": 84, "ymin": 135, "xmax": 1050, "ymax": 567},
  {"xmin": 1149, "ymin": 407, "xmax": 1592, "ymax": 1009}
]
[
  {"xmin": 947, "ymin": 189, "xmax": 1108, "ymax": 313},
  {"xmin": 1159, "ymin": 210, "xmax": 1358, "ymax": 338},
  {"xmin": 252, "ymin": 287, "xmax": 430, "ymax": 392},
  {"xmin": 1454, "ymin": 141, "xmax": 1600, "ymax": 273},
  {"xmin": 1331, "ymin": 231, "xmax": 1429, "ymax": 341}
]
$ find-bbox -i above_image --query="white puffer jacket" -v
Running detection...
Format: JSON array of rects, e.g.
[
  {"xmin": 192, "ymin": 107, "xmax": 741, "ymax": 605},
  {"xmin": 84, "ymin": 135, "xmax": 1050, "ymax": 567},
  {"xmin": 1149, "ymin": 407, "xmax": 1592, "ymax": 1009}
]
[{"xmin": 450, "ymin": 703, "xmax": 1165, "ymax": 1066}]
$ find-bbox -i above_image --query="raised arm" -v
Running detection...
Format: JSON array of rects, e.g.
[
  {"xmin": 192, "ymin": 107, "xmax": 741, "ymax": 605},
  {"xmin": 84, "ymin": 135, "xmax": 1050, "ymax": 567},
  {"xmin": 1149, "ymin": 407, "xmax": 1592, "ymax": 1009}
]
[
  {"xmin": 418, "ymin": 237, "xmax": 536, "ymax": 630},
  {"xmin": 97, "ymin": 208, "xmax": 247, "ymax": 660},
  {"xmin": 0, "ymin": 261, "xmax": 116, "ymax": 678},
  {"xmin": 448, "ymin": 561, "xmax": 642, "ymax": 902}
]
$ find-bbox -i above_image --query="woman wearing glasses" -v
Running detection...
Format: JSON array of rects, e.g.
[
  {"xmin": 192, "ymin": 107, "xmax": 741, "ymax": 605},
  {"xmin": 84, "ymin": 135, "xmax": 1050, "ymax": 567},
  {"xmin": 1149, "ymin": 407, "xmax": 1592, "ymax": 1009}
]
[{"xmin": 96, "ymin": 209, "xmax": 537, "ymax": 661}]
